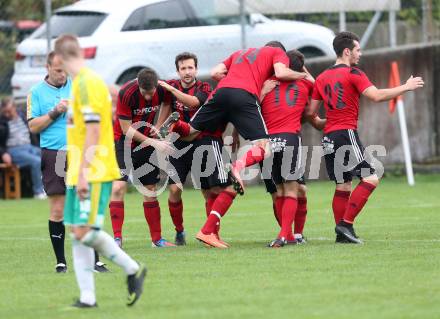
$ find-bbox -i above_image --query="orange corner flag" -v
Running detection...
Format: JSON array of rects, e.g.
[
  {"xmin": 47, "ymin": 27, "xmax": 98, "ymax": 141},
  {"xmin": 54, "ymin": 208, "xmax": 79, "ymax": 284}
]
[{"xmin": 388, "ymin": 61, "xmax": 403, "ymax": 114}]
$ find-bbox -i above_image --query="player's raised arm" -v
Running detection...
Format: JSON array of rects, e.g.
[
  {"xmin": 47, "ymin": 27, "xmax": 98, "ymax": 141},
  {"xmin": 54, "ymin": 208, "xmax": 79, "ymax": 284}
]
[
  {"xmin": 273, "ymin": 62, "xmax": 307, "ymax": 81},
  {"xmin": 210, "ymin": 63, "xmax": 228, "ymax": 81},
  {"xmin": 158, "ymin": 80, "xmax": 200, "ymax": 109},
  {"xmin": 362, "ymin": 75, "xmax": 424, "ymax": 103},
  {"xmin": 119, "ymin": 118, "xmax": 174, "ymax": 154},
  {"xmin": 155, "ymin": 99, "xmax": 171, "ymax": 128},
  {"xmin": 28, "ymin": 99, "xmax": 68, "ymax": 133}
]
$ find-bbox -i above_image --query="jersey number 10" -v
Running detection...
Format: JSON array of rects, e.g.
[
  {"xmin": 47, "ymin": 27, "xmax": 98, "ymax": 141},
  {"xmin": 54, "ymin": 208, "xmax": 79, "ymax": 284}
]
[{"xmin": 275, "ymin": 83, "xmax": 299, "ymax": 107}]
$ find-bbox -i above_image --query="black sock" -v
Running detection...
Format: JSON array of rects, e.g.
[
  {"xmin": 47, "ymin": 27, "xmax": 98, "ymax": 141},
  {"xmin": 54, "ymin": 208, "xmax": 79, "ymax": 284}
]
[
  {"xmin": 340, "ymin": 220, "xmax": 353, "ymax": 229},
  {"xmin": 94, "ymin": 250, "xmax": 99, "ymax": 264},
  {"xmin": 49, "ymin": 220, "xmax": 66, "ymax": 265}
]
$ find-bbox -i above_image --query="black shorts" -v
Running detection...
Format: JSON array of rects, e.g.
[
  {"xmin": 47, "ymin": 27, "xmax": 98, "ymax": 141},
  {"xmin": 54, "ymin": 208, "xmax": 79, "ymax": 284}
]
[
  {"xmin": 322, "ymin": 129, "xmax": 375, "ymax": 184},
  {"xmin": 41, "ymin": 148, "xmax": 66, "ymax": 196},
  {"xmin": 260, "ymin": 161, "xmax": 306, "ymax": 194},
  {"xmin": 267, "ymin": 133, "xmax": 305, "ymax": 185},
  {"xmin": 115, "ymin": 138, "xmax": 160, "ymax": 186},
  {"xmin": 190, "ymin": 87, "xmax": 268, "ymax": 141},
  {"xmin": 187, "ymin": 136, "xmax": 231, "ymax": 190},
  {"xmin": 168, "ymin": 139, "xmax": 194, "ymax": 185}
]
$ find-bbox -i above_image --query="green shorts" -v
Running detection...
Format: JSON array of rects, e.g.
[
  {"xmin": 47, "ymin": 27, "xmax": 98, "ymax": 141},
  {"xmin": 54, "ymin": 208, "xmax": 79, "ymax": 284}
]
[{"xmin": 64, "ymin": 182, "xmax": 112, "ymax": 228}]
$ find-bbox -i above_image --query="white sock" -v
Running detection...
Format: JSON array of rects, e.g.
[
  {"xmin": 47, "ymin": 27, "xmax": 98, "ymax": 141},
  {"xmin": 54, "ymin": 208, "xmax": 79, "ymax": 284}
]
[
  {"xmin": 72, "ymin": 240, "xmax": 96, "ymax": 305},
  {"xmin": 82, "ymin": 230, "xmax": 139, "ymax": 275}
]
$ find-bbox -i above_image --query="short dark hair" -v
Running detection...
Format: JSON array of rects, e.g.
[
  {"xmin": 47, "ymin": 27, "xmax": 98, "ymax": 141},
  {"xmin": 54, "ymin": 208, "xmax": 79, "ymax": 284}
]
[
  {"xmin": 265, "ymin": 41, "xmax": 286, "ymax": 52},
  {"xmin": 47, "ymin": 51, "xmax": 56, "ymax": 65},
  {"xmin": 175, "ymin": 52, "xmax": 198, "ymax": 70},
  {"xmin": 137, "ymin": 67, "xmax": 158, "ymax": 91},
  {"xmin": 286, "ymin": 50, "xmax": 305, "ymax": 72},
  {"xmin": 333, "ymin": 31, "xmax": 360, "ymax": 57}
]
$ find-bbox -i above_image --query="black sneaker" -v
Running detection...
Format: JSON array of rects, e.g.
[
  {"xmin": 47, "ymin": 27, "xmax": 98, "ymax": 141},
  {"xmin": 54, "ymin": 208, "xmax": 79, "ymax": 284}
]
[
  {"xmin": 335, "ymin": 222, "xmax": 363, "ymax": 244},
  {"xmin": 335, "ymin": 234, "xmax": 351, "ymax": 243},
  {"xmin": 94, "ymin": 262, "xmax": 110, "ymax": 273},
  {"xmin": 225, "ymin": 164, "xmax": 244, "ymax": 196},
  {"xmin": 127, "ymin": 264, "xmax": 147, "ymax": 306},
  {"xmin": 158, "ymin": 111, "xmax": 180, "ymax": 138},
  {"xmin": 71, "ymin": 299, "xmax": 97, "ymax": 308},
  {"xmin": 55, "ymin": 263, "xmax": 67, "ymax": 273},
  {"xmin": 175, "ymin": 231, "xmax": 186, "ymax": 246},
  {"xmin": 267, "ymin": 238, "xmax": 286, "ymax": 248}
]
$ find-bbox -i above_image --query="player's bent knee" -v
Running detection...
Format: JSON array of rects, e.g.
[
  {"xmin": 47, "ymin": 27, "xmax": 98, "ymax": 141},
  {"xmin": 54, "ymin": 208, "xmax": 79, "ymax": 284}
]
[
  {"xmin": 169, "ymin": 185, "xmax": 182, "ymax": 201},
  {"xmin": 209, "ymin": 186, "xmax": 224, "ymax": 195},
  {"xmin": 336, "ymin": 181, "xmax": 352, "ymax": 192},
  {"xmin": 298, "ymin": 184, "xmax": 307, "ymax": 197},
  {"xmin": 363, "ymin": 175, "xmax": 380, "ymax": 187},
  {"xmin": 111, "ymin": 181, "xmax": 127, "ymax": 200}
]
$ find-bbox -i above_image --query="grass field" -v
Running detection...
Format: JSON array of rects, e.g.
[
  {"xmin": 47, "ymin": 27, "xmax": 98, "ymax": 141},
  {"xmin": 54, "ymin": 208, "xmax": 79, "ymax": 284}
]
[{"xmin": 1, "ymin": 174, "xmax": 439, "ymax": 319}]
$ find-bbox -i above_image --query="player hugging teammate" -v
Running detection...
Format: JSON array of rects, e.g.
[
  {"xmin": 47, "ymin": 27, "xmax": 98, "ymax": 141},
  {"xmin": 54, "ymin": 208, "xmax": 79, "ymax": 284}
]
[{"xmin": 45, "ymin": 30, "xmax": 423, "ymax": 308}]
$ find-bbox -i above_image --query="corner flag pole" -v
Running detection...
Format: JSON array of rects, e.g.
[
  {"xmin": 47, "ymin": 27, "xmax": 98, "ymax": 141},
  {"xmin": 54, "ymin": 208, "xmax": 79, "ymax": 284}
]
[{"xmin": 389, "ymin": 61, "xmax": 415, "ymax": 186}]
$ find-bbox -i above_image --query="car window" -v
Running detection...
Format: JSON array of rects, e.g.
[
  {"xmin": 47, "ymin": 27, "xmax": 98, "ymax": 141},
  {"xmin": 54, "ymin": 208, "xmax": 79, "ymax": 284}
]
[
  {"xmin": 122, "ymin": 7, "xmax": 144, "ymax": 31},
  {"xmin": 32, "ymin": 11, "xmax": 107, "ymax": 38},
  {"xmin": 188, "ymin": 0, "xmax": 250, "ymax": 26},
  {"xmin": 122, "ymin": 1, "xmax": 193, "ymax": 31},
  {"xmin": 299, "ymin": 46, "xmax": 325, "ymax": 58},
  {"xmin": 142, "ymin": 0, "xmax": 193, "ymax": 30}
]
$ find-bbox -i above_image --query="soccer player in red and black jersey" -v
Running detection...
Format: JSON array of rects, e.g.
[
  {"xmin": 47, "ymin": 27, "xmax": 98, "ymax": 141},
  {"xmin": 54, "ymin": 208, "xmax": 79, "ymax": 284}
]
[
  {"xmin": 169, "ymin": 41, "xmax": 309, "ymax": 248},
  {"xmin": 259, "ymin": 50, "xmax": 314, "ymax": 247},
  {"xmin": 155, "ymin": 52, "xmax": 214, "ymax": 245},
  {"xmin": 108, "ymin": 67, "xmax": 176, "ymax": 248},
  {"xmin": 308, "ymin": 31, "xmax": 424, "ymax": 244}
]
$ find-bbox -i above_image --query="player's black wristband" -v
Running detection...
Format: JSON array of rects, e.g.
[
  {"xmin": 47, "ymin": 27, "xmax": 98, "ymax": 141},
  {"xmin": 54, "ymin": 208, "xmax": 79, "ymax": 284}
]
[{"xmin": 48, "ymin": 108, "xmax": 62, "ymax": 120}]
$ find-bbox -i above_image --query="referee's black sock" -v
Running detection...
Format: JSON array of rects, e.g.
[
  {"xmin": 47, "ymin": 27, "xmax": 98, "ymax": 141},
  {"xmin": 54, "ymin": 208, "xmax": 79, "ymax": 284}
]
[{"xmin": 49, "ymin": 220, "xmax": 66, "ymax": 265}]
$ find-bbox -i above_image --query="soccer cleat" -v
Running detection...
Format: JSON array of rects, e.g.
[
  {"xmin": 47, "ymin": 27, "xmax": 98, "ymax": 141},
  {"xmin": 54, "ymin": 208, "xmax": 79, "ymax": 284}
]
[
  {"xmin": 174, "ymin": 231, "xmax": 186, "ymax": 246},
  {"xmin": 152, "ymin": 238, "xmax": 176, "ymax": 248},
  {"xmin": 71, "ymin": 299, "xmax": 97, "ymax": 308},
  {"xmin": 115, "ymin": 237, "xmax": 123, "ymax": 248},
  {"xmin": 158, "ymin": 111, "xmax": 180, "ymax": 138},
  {"xmin": 335, "ymin": 222, "xmax": 363, "ymax": 244},
  {"xmin": 127, "ymin": 264, "xmax": 147, "ymax": 306},
  {"xmin": 215, "ymin": 233, "xmax": 230, "ymax": 247},
  {"xmin": 267, "ymin": 238, "xmax": 286, "ymax": 248},
  {"xmin": 196, "ymin": 231, "xmax": 228, "ymax": 248},
  {"xmin": 94, "ymin": 261, "xmax": 110, "ymax": 273},
  {"xmin": 226, "ymin": 164, "xmax": 244, "ymax": 196},
  {"xmin": 335, "ymin": 234, "xmax": 351, "ymax": 244},
  {"xmin": 294, "ymin": 234, "xmax": 307, "ymax": 245},
  {"xmin": 55, "ymin": 263, "xmax": 67, "ymax": 273}
]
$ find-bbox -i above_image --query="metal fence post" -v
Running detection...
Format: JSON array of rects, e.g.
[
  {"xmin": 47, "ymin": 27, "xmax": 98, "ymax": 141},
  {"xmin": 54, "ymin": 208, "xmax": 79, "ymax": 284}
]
[
  {"xmin": 240, "ymin": 0, "xmax": 246, "ymax": 49},
  {"xmin": 45, "ymin": 0, "xmax": 51, "ymax": 54}
]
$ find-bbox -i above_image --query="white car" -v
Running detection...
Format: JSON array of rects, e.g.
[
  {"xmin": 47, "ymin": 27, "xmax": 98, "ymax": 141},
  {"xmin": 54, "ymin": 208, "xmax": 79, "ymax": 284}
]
[{"xmin": 12, "ymin": 0, "xmax": 335, "ymax": 100}]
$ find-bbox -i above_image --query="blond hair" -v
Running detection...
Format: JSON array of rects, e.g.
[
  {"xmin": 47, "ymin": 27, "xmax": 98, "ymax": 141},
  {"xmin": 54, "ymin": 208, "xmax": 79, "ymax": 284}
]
[{"xmin": 54, "ymin": 34, "xmax": 81, "ymax": 60}]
